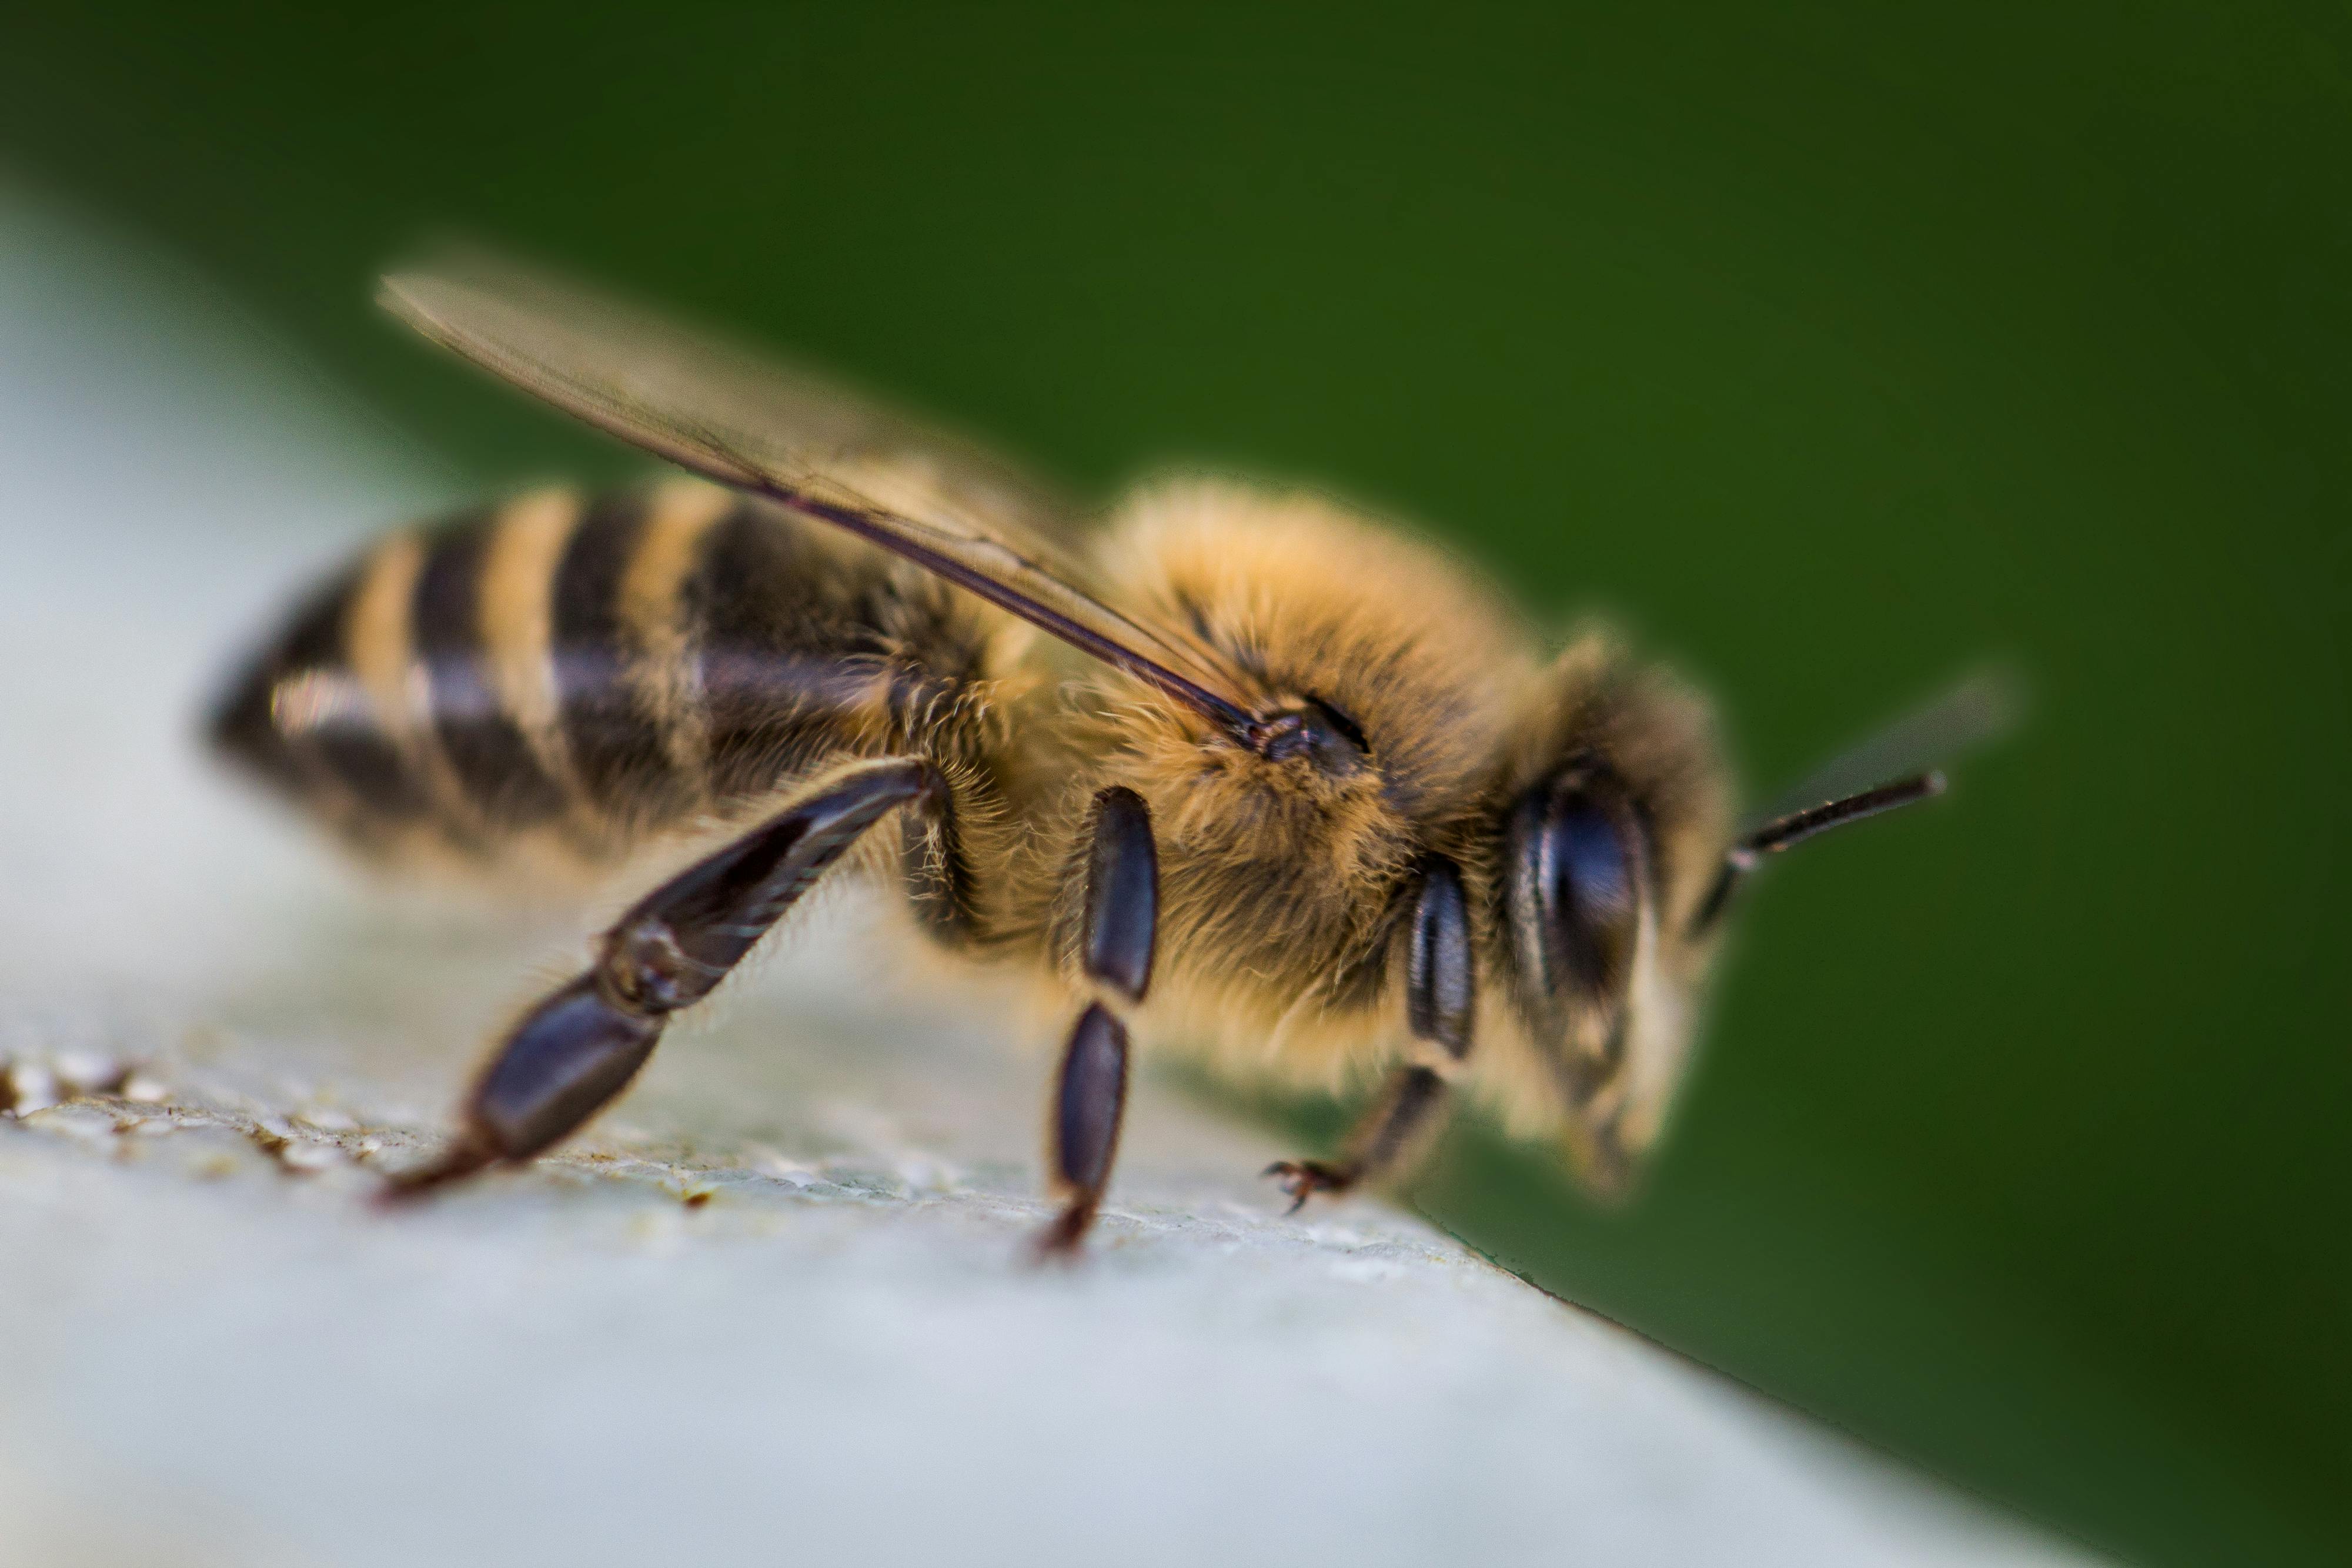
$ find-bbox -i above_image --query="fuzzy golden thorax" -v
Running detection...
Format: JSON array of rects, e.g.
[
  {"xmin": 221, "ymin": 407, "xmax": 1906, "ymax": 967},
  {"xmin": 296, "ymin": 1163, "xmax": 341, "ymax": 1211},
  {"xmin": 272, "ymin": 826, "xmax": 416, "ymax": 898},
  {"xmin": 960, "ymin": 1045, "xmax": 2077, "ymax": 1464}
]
[{"xmin": 1044, "ymin": 481, "xmax": 1539, "ymax": 1052}]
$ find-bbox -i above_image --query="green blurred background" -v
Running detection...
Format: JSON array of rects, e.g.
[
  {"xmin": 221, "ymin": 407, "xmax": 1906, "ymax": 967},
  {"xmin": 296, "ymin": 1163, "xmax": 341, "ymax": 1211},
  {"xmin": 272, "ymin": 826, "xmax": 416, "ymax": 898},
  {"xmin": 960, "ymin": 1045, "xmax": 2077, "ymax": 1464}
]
[{"xmin": 4, "ymin": 5, "xmax": 2343, "ymax": 1562}]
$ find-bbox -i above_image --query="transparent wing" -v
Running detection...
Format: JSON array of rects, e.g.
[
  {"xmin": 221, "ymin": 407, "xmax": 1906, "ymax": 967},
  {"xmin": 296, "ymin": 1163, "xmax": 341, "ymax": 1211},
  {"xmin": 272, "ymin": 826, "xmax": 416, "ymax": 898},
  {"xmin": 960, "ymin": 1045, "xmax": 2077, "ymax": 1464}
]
[
  {"xmin": 379, "ymin": 255, "xmax": 1265, "ymax": 731},
  {"xmin": 1750, "ymin": 667, "xmax": 2020, "ymax": 831}
]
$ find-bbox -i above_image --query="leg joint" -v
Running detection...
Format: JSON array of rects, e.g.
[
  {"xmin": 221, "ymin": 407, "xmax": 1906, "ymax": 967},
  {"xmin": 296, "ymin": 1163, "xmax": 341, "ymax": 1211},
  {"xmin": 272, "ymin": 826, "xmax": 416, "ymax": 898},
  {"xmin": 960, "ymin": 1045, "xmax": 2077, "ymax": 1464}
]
[{"xmin": 596, "ymin": 918, "xmax": 711, "ymax": 1016}]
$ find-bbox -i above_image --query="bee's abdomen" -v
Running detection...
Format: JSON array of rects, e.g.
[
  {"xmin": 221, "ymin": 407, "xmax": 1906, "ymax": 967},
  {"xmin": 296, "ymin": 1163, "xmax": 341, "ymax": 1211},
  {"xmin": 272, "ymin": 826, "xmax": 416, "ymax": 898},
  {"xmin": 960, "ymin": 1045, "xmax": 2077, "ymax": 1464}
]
[
  {"xmin": 209, "ymin": 553, "xmax": 432, "ymax": 827},
  {"xmin": 410, "ymin": 501, "xmax": 576, "ymax": 830},
  {"xmin": 209, "ymin": 481, "xmax": 990, "ymax": 862}
]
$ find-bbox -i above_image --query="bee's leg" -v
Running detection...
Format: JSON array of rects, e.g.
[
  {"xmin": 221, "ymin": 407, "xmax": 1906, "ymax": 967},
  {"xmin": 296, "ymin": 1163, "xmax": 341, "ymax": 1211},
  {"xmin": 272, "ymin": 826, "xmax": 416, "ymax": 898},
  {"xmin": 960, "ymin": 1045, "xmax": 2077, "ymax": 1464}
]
[
  {"xmin": 1035, "ymin": 787, "xmax": 1158, "ymax": 1256},
  {"xmin": 384, "ymin": 757, "xmax": 938, "ymax": 1197},
  {"xmin": 1266, "ymin": 1068, "xmax": 1451, "ymax": 1213},
  {"xmin": 1268, "ymin": 855, "xmax": 1471, "ymax": 1213}
]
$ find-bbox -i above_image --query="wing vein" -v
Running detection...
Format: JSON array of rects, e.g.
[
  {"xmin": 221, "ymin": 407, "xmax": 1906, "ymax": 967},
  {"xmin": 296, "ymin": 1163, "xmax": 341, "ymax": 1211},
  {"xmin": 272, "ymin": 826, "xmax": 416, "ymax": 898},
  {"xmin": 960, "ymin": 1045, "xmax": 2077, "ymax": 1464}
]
[{"xmin": 378, "ymin": 259, "xmax": 1267, "ymax": 738}]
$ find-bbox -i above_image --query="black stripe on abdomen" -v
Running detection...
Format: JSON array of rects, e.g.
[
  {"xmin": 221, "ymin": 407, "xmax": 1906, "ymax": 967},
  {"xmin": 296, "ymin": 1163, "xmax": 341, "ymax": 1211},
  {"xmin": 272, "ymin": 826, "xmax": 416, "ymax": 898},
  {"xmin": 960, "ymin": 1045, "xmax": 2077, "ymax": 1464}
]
[
  {"xmin": 687, "ymin": 503, "xmax": 890, "ymax": 805},
  {"xmin": 550, "ymin": 494, "xmax": 690, "ymax": 825},
  {"xmin": 410, "ymin": 516, "xmax": 569, "ymax": 828},
  {"xmin": 208, "ymin": 560, "xmax": 429, "ymax": 824}
]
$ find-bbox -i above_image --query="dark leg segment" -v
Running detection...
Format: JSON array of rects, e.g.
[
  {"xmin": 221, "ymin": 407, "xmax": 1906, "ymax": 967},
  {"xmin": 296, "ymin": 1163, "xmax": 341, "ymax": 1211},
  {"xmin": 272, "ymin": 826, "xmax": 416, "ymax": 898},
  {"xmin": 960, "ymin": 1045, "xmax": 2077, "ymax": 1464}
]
[
  {"xmin": 386, "ymin": 756, "xmax": 936, "ymax": 1196},
  {"xmin": 1055, "ymin": 1005, "xmax": 1130, "ymax": 1193},
  {"xmin": 1037, "ymin": 787, "xmax": 1157, "ymax": 1255},
  {"xmin": 1268, "ymin": 855, "xmax": 1471, "ymax": 1213}
]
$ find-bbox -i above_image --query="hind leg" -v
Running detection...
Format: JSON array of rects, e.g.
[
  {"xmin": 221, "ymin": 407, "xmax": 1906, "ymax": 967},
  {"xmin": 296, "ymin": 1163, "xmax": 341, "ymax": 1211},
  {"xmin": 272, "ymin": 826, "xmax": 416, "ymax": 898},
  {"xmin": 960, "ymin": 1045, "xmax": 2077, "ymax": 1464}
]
[{"xmin": 386, "ymin": 756, "xmax": 938, "ymax": 1196}]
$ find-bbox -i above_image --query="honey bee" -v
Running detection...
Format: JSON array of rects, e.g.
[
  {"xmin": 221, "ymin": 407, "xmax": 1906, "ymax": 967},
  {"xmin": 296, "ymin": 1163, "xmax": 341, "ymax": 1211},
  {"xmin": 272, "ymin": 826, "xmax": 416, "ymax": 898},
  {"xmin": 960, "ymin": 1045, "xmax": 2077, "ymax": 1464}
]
[{"xmin": 209, "ymin": 256, "xmax": 2003, "ymax": 1252}]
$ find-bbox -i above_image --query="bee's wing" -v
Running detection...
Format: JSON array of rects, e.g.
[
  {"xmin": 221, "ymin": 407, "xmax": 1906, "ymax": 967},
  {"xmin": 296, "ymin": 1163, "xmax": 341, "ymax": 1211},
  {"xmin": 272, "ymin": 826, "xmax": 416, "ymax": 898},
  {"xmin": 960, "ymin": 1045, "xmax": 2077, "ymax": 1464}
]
[
  {"xmin": 1750, "ymin": 668, "xmax": 2020, "ymax": 831},
  {"xmin": 380, "ymin": 256, "xmax": 1266, "ymax": 732}
]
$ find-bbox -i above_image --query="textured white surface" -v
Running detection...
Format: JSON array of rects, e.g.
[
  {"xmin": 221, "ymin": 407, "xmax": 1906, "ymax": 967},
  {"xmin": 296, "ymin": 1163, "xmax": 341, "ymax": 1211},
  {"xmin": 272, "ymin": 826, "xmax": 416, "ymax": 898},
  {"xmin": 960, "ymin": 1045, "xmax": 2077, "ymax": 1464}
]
[{"xmin": 0, "ymin": 186, "xmax": 2094, "ymax": 1567}]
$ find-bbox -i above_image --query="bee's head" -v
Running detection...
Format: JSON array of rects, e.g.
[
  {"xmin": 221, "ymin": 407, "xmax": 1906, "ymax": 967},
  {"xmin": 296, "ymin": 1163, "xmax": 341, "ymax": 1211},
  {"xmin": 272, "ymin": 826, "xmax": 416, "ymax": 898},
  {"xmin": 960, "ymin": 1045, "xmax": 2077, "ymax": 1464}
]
[
  {"xmin": 1494, "ymin": 637, "xmax": 1733, "ymax": 1196},
  {"xmin": 1498, "ymin": 643, "xmax": 1985, "ymax": 1197}
]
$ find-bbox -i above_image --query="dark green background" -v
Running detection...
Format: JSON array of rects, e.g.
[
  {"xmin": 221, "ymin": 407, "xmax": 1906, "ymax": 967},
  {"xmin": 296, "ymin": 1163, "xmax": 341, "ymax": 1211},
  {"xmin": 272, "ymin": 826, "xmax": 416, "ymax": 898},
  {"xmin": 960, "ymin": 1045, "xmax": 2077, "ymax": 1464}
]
[{"xmin": 5, "ymin": 6, "xmax": 2344, "ymax": 1562}]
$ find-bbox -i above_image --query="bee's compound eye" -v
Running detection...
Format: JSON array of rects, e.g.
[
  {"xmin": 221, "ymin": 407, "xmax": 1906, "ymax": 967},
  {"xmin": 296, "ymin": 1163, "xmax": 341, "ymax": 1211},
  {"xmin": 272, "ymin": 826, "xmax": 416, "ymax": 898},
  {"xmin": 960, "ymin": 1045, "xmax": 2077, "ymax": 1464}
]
[
  {"xmin": 1548, "ymin": 798, "xmax": 1636, "ymax": 936},
  {"xmin": 1508, "ymin": 774, "xmax": 1646, "ymax": 1003}
]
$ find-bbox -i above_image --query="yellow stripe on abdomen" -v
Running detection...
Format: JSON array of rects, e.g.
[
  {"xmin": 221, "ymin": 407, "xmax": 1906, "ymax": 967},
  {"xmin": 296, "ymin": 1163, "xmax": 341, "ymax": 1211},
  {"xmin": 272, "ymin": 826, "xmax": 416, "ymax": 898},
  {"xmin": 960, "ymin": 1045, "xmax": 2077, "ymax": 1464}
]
[{"xmin": 619, "ymin": 479, "xmax": 736, "ymax": 796}]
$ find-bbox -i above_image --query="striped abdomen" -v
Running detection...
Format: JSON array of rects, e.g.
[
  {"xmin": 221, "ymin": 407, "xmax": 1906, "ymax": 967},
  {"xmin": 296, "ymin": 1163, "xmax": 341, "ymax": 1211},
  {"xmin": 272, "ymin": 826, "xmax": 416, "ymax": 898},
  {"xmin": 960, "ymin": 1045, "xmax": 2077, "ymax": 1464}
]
[{"xmin": 210, "ymin": 480, "xmax": 995, "ymax": 862}]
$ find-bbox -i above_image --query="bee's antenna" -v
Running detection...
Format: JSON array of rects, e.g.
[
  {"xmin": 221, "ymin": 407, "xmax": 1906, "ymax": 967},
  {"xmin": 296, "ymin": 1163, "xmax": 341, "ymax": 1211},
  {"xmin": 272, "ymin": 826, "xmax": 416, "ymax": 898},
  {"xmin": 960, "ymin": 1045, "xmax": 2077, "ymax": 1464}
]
[
  {"xmin": 1688, "ymin": 668, "xmax": 2017, "ymax": 938},
  {"xmin": 1688, "ymin": 770, "xmax": 1946, "ymax": 937}
]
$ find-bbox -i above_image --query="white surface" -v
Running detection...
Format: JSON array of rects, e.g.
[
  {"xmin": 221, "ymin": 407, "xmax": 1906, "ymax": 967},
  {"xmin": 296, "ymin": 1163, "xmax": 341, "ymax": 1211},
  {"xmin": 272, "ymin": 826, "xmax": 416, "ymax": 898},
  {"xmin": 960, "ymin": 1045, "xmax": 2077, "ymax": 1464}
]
[{"xmin": 0, "ymin": 184, "xmax": 2094, "ymax": 1567}]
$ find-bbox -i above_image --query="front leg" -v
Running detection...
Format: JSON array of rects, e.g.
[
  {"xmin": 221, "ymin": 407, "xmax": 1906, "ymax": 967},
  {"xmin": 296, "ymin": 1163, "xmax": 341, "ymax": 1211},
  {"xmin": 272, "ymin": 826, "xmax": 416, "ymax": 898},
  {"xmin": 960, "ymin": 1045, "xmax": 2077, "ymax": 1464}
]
[
  {"xmin": 386, "ymin": 757, "xmax": 937, "ymax": 1196},
  {"xmin": 1035, "ymin": 786, "xmax": 1158, "ymax": 1255},
  {"xmin": 1268, "ymin": 854, "xmax": 1471, "ymax": 1213}
]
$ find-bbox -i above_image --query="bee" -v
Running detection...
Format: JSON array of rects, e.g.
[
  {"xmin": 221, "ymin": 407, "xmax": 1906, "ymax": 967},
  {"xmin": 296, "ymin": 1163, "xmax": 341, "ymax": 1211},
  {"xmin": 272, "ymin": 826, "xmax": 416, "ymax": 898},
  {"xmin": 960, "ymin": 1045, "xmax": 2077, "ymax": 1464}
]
[{"xmin": 208, "ymin": 256, "xmax": 2003, "ymax": 1252}]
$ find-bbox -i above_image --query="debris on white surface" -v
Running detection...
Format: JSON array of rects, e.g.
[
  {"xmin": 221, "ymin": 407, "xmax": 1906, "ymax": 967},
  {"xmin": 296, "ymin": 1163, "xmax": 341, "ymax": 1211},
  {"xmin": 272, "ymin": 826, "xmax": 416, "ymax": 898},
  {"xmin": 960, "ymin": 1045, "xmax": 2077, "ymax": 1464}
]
[
  {"xmin": 1, "ymin": 1058, "xmax": 61, "ymax": 1117},
  {"xmin": 0, "ymin": 181, "xmax": 2098, "ymax": 1568}
]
